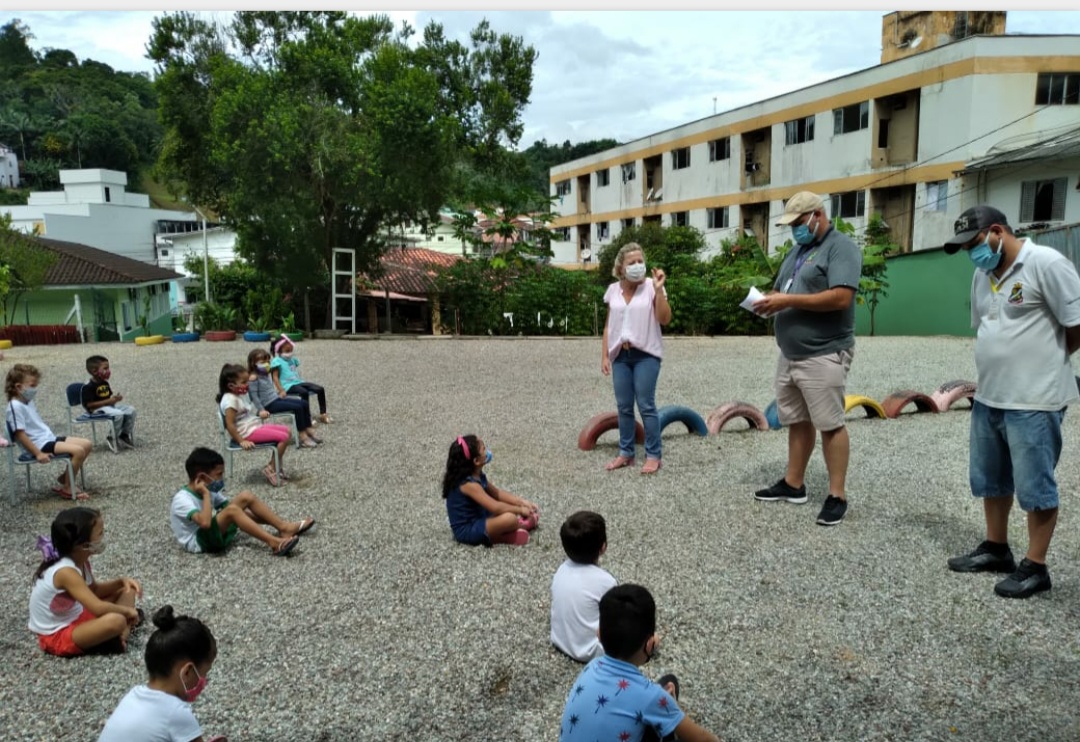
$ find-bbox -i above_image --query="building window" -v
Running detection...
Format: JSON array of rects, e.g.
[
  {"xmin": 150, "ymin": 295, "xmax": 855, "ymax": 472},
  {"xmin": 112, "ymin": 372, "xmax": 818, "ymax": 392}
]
[
  {"xmin": 925, "ymin": 181, "xmax": 948, "ymax": 212},
  {"xmin": 1020, "ymin": 178, "xmax": 1068, "ymax": 222},
  {"xmin": 555, "ymin": 180, "xmax": 571, "ymax": 196},
  {"xmin": 708, "ymin": 137, "xmax": 730, "ymax": 162},
  {"xmin": 622, "ymin": 218, "xmax": 634, "ymax": 230},
  {"xmin": 833, "ymin": 101, "xmax": 869, "ymax": 135},
  {"xmin": 784, "ymin": 115, "xmax": 815, "ymax": 145},
  {"xmin": 436, "ymin": 235, "xmax": 444, "ymax": 241},
  {"xmin": 160, "ymin": 248, "xmax": 170, "ymax": 257},
  {"xmin": 621, "ymin": 162, "xmax": 636, "ymax": 182},
  {"xmin": 707, "ymin": 207, "xmax": 729, "ymax": 230},
  {"xmin": 558, "ymin": 227, "xmax": 572, "ymax": 241},
  {"xmin": 596, "ymin": 222, "xmax": 609, "ymax": 240},
  {"xmin": 104, "ymin": 187, "xmax": 111, "ymax": 203},
  {"xmin": 596, "ymin": 169, "xmax": 610, "ymax": 187},
  {"xmin": 671, "ymin": 211, "xmax": 689, "ymax": 227},
  {"xmin": 830, "ymin": 190, "xmax": 866, "ymax": 219},
  {"xmin": 1035, "ymin": 72, "xmax": 1080, "ymax": 105},
  {"xmin": 671, "ymin": 147, "xmax": 691, "ymax": 170}
]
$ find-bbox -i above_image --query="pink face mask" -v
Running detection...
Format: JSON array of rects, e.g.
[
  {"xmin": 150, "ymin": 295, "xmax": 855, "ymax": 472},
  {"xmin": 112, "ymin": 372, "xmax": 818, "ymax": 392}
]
[
  {"xmin": 99, "ymin": 369, "xmax": 111, "ymax": 380},
  {"xmin": 182, "ymin": 664, "xmax": 208, "ymax": 703}
]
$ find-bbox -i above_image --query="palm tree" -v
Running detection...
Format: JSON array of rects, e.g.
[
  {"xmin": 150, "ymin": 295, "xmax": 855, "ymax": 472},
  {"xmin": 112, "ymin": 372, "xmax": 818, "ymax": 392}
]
[{"xmin": 0, "ymin": 109, "xmax": 32, "ymax": 162}]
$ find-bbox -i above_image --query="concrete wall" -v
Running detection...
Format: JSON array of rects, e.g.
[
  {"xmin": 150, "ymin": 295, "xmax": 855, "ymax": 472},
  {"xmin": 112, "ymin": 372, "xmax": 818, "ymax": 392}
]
[{"xmin": 854, "ymin": 248, "xmax": 975, "ymax": 336}]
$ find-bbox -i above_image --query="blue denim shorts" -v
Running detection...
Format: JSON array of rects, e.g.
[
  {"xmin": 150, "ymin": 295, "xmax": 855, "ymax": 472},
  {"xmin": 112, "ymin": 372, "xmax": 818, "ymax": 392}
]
[{"xmin": 969, "ymin": 400, "xmax": 1065, "ymax": 512}]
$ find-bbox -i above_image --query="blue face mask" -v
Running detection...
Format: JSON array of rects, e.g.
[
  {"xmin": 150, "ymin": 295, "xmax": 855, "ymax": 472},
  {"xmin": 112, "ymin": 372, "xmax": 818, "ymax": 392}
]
[
  {"xmin": 967, "ymin": 232, "xmax": 1002, "ymax": 272},
  {"xmin": 208, "ymin": 479, "xmax": 226, "ymax": 493},
  {"xmin": 791, "ymin": 215, "xmax": 817, "ymax": 246},
  {"xmin": 485, "ymin": 450, "xmax": 492, "ymax": 465}
]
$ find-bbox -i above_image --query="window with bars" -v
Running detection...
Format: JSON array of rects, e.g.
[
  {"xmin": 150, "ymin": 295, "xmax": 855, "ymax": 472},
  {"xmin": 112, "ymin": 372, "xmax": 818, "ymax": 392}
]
[
  {"xmin": 671, "ymin": 211, "xmax": 689, "ymax": 227},
  {"xmin": 1020, "ymin": 178, "xmax": 1068, "ymax": 222},
  {"xmin": 621, "ymin": 162, "xmax": 636, "ymax": 182},
  {"xmin": 596, "ymin": 169, "xmax": 610, "ymax": 187},
  {"xmin": 671, "ymin": 147, "xmax": 691, "ymax": 170},
  {"xmin": 830, "ymin": 190, "xmax": 866, "ymax": 218},
  {"xmin": 707, "ymin": 207, "xmax": 729, "ymax": 230},
  {"xmin": 555, "ymin": 180, "xmax": 571, "ymax": 196},
  {"xmin": 784, "ymin": 115, "xmax": 815, "ymax": 145},
  {"xmin": 833, "ymin": 101, "xmax": 869, "ymax": 135},
  {"xmin": 709, "ymin": 137, "xmax": 730, "ymax": 162},
  {"xmin": 597, "ymin": 221, "xmax": 610, "ymax": 240},
  {"xmin": 622, "ymin": 218, "xmax": 634, "ymax": 230},
  {"xmin": 925, "ymin": 181, "xmax": 948, "ymax": 212},
  {"xmin": 1035, "ymin": 73, "xmax": 1080, "ymax": 105}
]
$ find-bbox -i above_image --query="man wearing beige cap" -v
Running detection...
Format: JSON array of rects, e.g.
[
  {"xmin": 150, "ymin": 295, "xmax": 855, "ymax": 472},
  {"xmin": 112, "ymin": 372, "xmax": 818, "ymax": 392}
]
[
  {"xmin": 943, "ymin": 205, "xmax": 1080, "ymax": 598},
  {"xmin": 752, "ymin": 191, "xmax": 862, "ymax": 526}
]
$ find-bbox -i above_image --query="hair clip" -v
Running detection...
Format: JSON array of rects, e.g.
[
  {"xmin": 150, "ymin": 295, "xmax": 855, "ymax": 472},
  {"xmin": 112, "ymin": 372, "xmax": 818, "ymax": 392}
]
[
  {"xmin": 36, "ymin": 535, "xmax": 58, "ymax": 562},
  {"xmin": 456, "ymin": 436, "xmax": 470, "ymax": 460}
]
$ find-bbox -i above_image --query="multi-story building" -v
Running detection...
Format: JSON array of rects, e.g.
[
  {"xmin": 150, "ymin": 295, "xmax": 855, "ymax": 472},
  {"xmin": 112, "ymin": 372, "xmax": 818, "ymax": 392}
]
[
  {"xmin": 549, "ymin": 14, "xmax": 1080, "ymax": 266},
  {"xmin": 0, "ymin": 143, "xmax": 18, "ymax": 188}
]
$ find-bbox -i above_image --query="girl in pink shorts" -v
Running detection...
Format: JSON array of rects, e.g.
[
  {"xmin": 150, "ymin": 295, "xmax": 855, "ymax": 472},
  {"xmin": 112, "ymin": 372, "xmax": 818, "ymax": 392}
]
[{"xmin": 217, "ymin": 363, "xmax": 292, "ymax": 486}]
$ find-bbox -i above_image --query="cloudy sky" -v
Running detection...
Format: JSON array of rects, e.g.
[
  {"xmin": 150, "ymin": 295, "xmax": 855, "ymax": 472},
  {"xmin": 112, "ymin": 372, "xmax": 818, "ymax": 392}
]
[{"xmin": 4, "ymin": 10, "xmax": 1080, "ymax": 148}]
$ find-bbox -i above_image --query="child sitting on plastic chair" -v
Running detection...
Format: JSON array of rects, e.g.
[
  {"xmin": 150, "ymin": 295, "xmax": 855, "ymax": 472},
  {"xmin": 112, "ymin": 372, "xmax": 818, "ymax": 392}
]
[
  {"xmin": 217, "ymin": 363, "xmax": 292, "ymax": 487},
  {"xmin": 81, "ymin": 355, "xmax": 136, "ymax": 450}
]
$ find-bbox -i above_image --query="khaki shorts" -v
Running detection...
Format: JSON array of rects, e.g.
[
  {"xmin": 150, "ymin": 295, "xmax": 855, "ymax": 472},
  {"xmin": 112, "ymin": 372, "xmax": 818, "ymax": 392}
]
[{"xmin": 775, "ymin": 348, "xmax": 854, "ymax": 431}]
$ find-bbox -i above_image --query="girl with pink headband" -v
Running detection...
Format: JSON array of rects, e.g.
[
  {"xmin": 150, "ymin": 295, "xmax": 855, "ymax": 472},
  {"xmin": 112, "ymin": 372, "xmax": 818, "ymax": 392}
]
[
  {"xmin": 270, "ymin": 335, "xmax": 332, "ymax": 425},
  {"xmin": 441, "ymin": 434, "xmax": 540, "ymax": 547}
]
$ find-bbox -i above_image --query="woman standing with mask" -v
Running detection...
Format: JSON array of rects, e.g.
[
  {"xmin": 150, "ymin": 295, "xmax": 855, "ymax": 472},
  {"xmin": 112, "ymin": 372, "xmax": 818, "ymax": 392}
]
[{"xmin": 601, "ymin": 243, "xmax": 672, "ymax": 474}]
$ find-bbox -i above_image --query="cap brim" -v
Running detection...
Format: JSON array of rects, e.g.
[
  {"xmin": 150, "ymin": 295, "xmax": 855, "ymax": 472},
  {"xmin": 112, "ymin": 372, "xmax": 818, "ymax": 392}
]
[
  {"xmin": 943, "ymin": 229, "xmax": 980, "ymax": 254},
  {"xmin": 775, "ymin": 213, "xmax": 800, "ymax": 226}
]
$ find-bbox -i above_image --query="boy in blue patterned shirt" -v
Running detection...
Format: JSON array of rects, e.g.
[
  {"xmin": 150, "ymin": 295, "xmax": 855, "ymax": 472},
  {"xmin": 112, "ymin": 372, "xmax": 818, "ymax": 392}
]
[{"xmin": 558, "ymin": 584, "xmax": 720, "ymax": 742}]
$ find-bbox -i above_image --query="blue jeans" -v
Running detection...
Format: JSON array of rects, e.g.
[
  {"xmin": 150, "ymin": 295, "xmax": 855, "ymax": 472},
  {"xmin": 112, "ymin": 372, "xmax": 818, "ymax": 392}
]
[
  {"xmin": 969, "ymin": 400, "xmax": 1065, "ymax": 512},
  {"xmin": 612, "ymin": 348, "xmax": 662, "ymax": 460}
]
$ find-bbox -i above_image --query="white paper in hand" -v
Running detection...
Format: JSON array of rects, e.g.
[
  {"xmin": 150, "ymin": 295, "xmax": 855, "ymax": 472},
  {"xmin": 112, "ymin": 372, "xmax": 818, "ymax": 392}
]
[{"xmin": 740, "ymin": 286, "xmax": 768, "ymax": 317}]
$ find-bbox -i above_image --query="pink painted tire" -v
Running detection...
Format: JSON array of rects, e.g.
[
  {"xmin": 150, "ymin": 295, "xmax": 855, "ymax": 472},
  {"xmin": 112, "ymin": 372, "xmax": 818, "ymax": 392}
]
[
  {"xmin": 578, "ymin": 412, "xmax": 645, "ymax": 452},
  {"xmin": 204, "ymin": 330, "xmax": 237, "ymax": 342},
  {"xmin": 882, "ymin": 390, "xmax": 940, "ymax": 418},
  {"xmin": 931, "ymin": 380, "xmax": 976, "ymax": 412},
  {"xmin": 705, "ymin": 401, "xmax": 770, "ymax": 434}
]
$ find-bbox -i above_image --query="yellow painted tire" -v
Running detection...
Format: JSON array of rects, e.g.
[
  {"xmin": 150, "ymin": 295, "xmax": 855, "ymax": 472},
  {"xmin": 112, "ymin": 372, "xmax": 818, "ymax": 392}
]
[
  {"xmin": 134, "ymin": 335, "xmax": 166, "ymax": 346},
  {"xmin": 0, "ymin": 340, "xmax": 11, "ymax": 350},
  {"xmin": 844, "ymin": 394, "xmax": 887, "ymax": 419}
]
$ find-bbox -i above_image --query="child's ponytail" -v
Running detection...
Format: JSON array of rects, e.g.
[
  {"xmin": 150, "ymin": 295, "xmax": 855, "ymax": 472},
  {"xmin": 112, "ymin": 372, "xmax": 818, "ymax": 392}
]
[
  {"xmin": 33, "ymin": 506, "xmax": 100, "ymax": 581},
  {"xmin": 145, "ymin": 605, "xmax": 216, "ymax": 678}
]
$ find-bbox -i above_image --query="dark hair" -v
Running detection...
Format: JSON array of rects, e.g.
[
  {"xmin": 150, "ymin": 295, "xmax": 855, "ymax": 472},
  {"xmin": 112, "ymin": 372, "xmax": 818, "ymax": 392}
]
[
  {"xmin": 216, "ymin": 363, "xmax": 247, "ymax": 403},
  {"xmin": 145, "ymin": 605, "xmax": 217, "ymax": 678},
  {"xmin": 33, "ymin": 506, "xmax": 101, "ymax": 581},
  {"xmin": 269, "ymin": 334, "xmax": 295, "ymax": 357},
  {"xmin": 599, "ymin": 584, "xmax": 656, "ymax": 660},
  {"xmin": 85, "ymin": 355, "xmax": 109, "ymax": 374},
  {"xmin": 186, "ymin": 447, "xmax": 225, "ymax": 480},
  {"xmin": 560, "ymin": 511, "xmax": 607, "ymax": 564},
  {"xmin": 441, "ymin": 434, "xmax": 479, "ymax": 498},
  {"xmin": 5, "ymin": 363, "xmax": 40, "ymax": 401},
  {"xmin": 247, "ymin": 347, "xmax": 271, "ymax": 372}
]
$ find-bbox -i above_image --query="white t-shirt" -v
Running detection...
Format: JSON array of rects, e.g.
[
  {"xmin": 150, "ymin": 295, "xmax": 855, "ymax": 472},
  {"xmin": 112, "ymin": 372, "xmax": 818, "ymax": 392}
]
[
  {"xmin": 98, "ymin": 685, "xmax": 202, "ymax": 742},
  {"xmin": 28, "ymin": 557, "xmax": 92, "ymax": 635},
  {"xmin": 971, "ymin": 239, "xmax": 1080, "ymax": 410},
  {"xmin": 170, "ymin": 486, "xmax": 229, "ymax": 554},
  {"xmin": 6, "ymin": 398, "xmax": 56, "ymax": 451},
  {"xmin": 550, "ymin": 559, "xmax": 617, "ymax": 662},
  {"xmin": 219, "ymin": 393, "xmax": 260, "ymax": 438}
]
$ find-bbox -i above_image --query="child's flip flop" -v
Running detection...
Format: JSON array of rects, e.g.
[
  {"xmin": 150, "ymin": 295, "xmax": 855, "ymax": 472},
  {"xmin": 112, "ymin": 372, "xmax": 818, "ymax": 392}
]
[
  {"xmin": 51, "ymin": 485, "xmax": 90, "ymax": 501},
  {"xmin": 273, "ymin": 535, "xmax": 299, "ymax": 556},
  {"xmin": 295, "ymin": 518, "xmax": 316, "ymax": 536}
]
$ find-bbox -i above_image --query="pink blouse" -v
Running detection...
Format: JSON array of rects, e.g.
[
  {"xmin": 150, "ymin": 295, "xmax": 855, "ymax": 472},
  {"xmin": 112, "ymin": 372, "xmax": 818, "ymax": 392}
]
[{"xmin": 604, "ymin": 278, "xmax": 664, "ymax": 361}]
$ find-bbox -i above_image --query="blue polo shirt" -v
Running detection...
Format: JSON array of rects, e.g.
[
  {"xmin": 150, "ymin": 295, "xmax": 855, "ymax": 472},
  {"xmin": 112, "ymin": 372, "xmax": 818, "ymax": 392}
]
[{"xmin": 559, "ymin": 655, "xmax": 684, "ymax": 741}]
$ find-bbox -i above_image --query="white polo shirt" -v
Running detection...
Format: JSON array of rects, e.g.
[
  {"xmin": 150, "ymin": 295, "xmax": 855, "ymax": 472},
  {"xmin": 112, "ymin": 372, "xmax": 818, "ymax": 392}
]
[{"xmin": 971, "ymin": 239, "xmax": 1080, "ymax": 410}]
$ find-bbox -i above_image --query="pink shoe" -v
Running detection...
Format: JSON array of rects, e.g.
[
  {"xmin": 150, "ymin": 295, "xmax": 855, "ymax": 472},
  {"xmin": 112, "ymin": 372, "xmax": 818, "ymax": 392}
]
[
  {"xmin": 640, "ymin": 458, "xmax": 662, "ymax": 475},
  {"xmin": 518, "ymin": 513, "xmax": 539, "ymax": 531},
  {"xmin": 492, "ymin": 529, "xmax": 529, "ymax": 546}
]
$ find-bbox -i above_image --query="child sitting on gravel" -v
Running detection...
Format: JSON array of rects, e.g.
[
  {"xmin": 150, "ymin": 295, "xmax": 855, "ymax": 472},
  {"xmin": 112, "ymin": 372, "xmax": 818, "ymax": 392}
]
[
  {"xmin": 29, "ymin": 507, "xmax": 142, "ymax": 657},
  {"xmin": 559, "ymin": 584, "xmax": 720, "ymax": 742},
  {"xmin": 218, "ymin": 363, "xmax": 293, "ymax": 486},
  {"xmin": 442, "ymin": 434, "xmax": 540, "ymax": 547},
  {"xmin": 98, "ymin": 605, "xmax": 224, "ymax": 742},
  {"xmin": 171, "ymin": 447, "xmax": 313, "ymax": 557},
  {"xmin": 551, "ymin": 511, "xmax": 617, "ymax": 662}
]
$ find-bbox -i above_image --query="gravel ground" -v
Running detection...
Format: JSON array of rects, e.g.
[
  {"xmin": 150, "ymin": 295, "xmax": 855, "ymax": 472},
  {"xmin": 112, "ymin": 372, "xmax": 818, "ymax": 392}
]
[{"xmin": 1, "ymin": 335, "xmax": 1079, "ymax": 741}]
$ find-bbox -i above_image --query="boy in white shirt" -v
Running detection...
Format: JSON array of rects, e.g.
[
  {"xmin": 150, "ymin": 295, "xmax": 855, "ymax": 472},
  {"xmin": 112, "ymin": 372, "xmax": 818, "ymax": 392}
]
[{"xmin": 550, "ymin": 511, "xmax": 617, "ymax": 662}]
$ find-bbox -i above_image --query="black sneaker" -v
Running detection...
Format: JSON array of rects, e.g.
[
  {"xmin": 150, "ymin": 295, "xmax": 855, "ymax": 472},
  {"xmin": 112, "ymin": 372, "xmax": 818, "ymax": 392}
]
[
  {"xmin": 754, "ymin": 478, "xmax": 807, "ymax": 504},
  {"xmin": 816, "ymin": 495, "xmax": 848, "ymax": 526},
  {"xmin": 947, "ymin": 541, "xmax": 1016, "ymax": 574},
  {"xmin": 994, "ymin": 558, "xmax": 1052, "ymax": 599}
]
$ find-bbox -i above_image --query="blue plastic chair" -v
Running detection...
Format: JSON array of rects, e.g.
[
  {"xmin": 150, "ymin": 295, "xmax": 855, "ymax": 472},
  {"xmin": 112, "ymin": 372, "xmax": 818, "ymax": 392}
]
[
  {"xmin": 65, "ymin": 382, "xmax": 119, "ymax": 454},
  {"xmin": 216, "ymin": 409, "xmax": 293, "ymax": 486},
  {"xmin": 3, "ymin": 425, "xmax": 86, "ymax": 504}
]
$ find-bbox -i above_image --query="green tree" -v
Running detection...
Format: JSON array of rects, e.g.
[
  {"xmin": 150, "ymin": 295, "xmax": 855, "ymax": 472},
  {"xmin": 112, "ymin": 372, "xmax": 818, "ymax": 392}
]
[
  {"xmin": 148, "ymin": 11, "xmax": 537, "ymax": 329},
  {"xmin": 0, "ymin": 213, "xmax": 57, "ymax": 325},
  {"xmin": 857, "ymin": 213, "xmax": 894, "ymax": 336}
]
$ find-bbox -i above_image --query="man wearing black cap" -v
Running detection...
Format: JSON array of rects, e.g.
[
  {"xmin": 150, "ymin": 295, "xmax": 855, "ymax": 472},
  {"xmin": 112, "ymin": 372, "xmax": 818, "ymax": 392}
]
[{"xmin": 944, "ymin": 204, "xmax": 1080, "ymax": 598}]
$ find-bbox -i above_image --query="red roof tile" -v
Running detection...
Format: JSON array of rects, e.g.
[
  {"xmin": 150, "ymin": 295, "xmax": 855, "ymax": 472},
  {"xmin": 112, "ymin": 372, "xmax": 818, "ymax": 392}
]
[
  {"xmin": 364, "ymin": 247, "xmax": 461, "ymax": 296},
  {"xmin": 24, "ymin": 236, "xmax": 184, "ymax": 286}
]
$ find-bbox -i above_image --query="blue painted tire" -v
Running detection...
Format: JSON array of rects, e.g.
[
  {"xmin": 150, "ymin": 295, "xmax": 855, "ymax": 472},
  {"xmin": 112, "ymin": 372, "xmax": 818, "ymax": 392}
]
[
  {"xmin": 244, "ymin": 331, "xmax": 272, "ymax": 342},
  {"xmin": 656, "ymin": 405, "xmax": 708, "ymax": 437},
  {"xmin": 171, "ymin": 332, "xmax": 200, "ymax": 343},
  {"xmin": 764, "ymin": 400, "xmax": 782, "ymax": 430}
]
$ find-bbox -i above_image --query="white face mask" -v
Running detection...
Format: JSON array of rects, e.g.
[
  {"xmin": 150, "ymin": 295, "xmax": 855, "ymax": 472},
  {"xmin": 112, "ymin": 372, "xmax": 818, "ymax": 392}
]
[{"xmin": 624, "ymin": 262, "xmax": 647, "ymax": 281}]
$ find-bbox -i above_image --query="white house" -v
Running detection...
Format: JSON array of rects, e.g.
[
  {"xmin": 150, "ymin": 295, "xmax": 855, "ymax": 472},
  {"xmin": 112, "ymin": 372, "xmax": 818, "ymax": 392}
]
[
  {"xmin": 549, "ymin": 16, "xmax": 1080, "ymax": 265},
  {"xmin": 0, "ymin": 168, "xmax": 241, "ymax": 307},
  {"xmin": 0, "ymin": 143, "xmax": 18, "ymax": 188}
]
